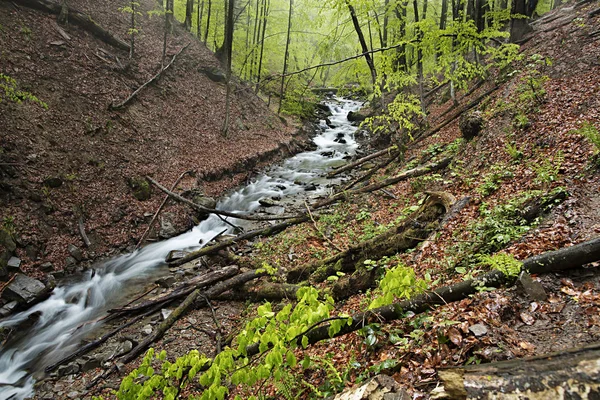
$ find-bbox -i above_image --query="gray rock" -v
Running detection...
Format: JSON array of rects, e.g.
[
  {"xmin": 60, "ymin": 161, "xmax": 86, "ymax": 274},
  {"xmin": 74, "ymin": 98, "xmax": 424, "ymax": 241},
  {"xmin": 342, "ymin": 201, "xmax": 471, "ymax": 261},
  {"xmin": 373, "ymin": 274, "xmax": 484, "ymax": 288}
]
[
  {"xmin": 128, "ymin": 176, "xmax": 151, "ymax": 201},
  {"xmin": 161, "ymin": 308, "xmax": 173, "ymax": 320},
  {"xmin": 116, "ymin": 340, "xmax": 133, "ymax": 356},
  {"xmin": 0, "ymin": 301, "xmax": 18, "ymax": 317},
  {"xmin": 68, "ymin": 244, "xmax": 83, "ymax": 262},
  {"xmin": 57, "ymin": 362, "xmax": 79, "ymax": 377},
  {"xmin": 459, "ymin": 110, "xmax": 484, "ymax": 141},
  {"xmin": 65, "ymin": 256, "xmax": 77, "ymax": 268},
  {"xmin": 259, "ymin": 198, "xmax": 281, "ymax": 207},
  {"xmin": 159, "ymin": 219, "xmax": 177, "ymax": 239},
  {"xmin": 51, "ymin": 269, "xmax": 65, "ymax": 279},
  {"xmin": 142, "ymin": 324, "xmax": 153, "ymax": 336},
  {"xmin": 40, "ymin": 262, "xmax": 54, "ymax": 272},
  {"xmin": 468, "ymin": 323, "xmax": 488, "ymax": 337},
  {"xmin": 2, "ymin": 273, "xmax": 46, "ymax": 304},
  {"xmin": 518, "ymin": 271, "xmax": 548, "ymax": 301},
  {"xmin": 165, "ymin": 250, "xmax": 189, "ymax": 263},
  {"xmin": 67, "ymin": 391, "xmax": 80, "ymax": 399},
  {"xmin": 80, "ymin": 357, "xmax": 101, "ymax": 372},
  {"xmin": 7, "ymin": 256, "xmax": 21, "ymax": 272}
]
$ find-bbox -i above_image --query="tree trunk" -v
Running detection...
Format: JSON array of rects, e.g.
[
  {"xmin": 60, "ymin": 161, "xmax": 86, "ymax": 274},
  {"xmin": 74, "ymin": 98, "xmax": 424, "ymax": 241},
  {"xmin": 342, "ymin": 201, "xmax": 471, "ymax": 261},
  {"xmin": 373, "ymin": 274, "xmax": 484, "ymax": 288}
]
[
  {"xmin": 204, "ymin": 0, "xmax": 212, "ymax": 43},
  {"xmin": 346, "ymin": 0, "xmax": 377, "ymax": 86},
  {"xmin": 221, "ymin": 0, "xmax": 235, "ymax": 136},
  {"xmin": 184, "ymin": 0, "xmax": 194, "ymax": 30},
  {"xmin": 394, "ymin": 0, "xmax": 408, "ymax": 72},
  {"xmin": 436, "ymin": 342, "xmax": 600, "ymax": 399},
  {"xmin": 278, "ymin": 0, "xmax": 293, "ymax": 113},
  {"xmin": 255, "ymin": 0, "xmax": 269, "ymax": 93},
  {"xmin": 197, "ymin": 0, "xmax": 204, "ymax": 37},
  {"xmin": 510, "ymin": 0, "xmax": 532, "ymax": 42},
  {"xmin": 413, "ymin": 0, "xmax": 426, "ymax": 114}
]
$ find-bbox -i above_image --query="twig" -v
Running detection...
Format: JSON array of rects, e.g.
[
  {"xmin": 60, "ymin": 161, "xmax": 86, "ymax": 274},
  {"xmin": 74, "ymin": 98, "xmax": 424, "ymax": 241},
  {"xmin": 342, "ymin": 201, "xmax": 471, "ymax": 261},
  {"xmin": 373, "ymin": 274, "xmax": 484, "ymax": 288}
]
[
  {"xmin": 110, "ymin": 43, "xmax": 190, "ymax": 110},
  {"xmin": 136, "ymin": 170, "xmax": 193, "ymax": 250},
  {"xmin": 78, "ymin": 217, "xmax": 92, "ymax": 247},
  {"xmin": 304, "ymin": 200, "xmax": 342, "ymax": 252},
  {"xmin": 199, "ymin": 294, "xmax": 223, "ymax": 354}
]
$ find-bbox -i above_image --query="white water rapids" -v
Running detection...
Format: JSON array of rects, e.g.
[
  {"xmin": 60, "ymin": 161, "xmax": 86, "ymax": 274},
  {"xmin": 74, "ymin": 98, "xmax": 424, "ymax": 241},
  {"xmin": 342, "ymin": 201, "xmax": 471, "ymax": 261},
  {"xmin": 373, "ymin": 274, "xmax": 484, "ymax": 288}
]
[{"xmin": 0, "ymin": 97, "xmax": 362, "ymax": 399}]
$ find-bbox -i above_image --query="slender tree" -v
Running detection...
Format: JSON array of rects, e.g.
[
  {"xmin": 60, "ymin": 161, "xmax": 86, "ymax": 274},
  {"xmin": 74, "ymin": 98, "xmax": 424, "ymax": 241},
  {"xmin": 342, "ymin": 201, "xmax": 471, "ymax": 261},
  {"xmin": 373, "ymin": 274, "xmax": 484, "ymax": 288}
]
[
  {"xmin": 346, "ymin": 0, "xmax": 377, "ymax": 85},
  {"xmin": 197, "ymin": 0, "xmax": 204, "ymax": 37},
  {"xmin": 222, "ymin": 0, "xmax": 235, "ymax": 135},
  {"xmin": 184, "ymin": 0, "xmax": 195, "ymax": 30},
  {"xmin": 278, "ymin": 0, "xmax": 294, "ymax": 113},
  {"xmin": 204, "ymin": 0, "xmax": 212, "ymax": 43},
  {"xmin": 255, "ymin": 0, "xmax": 269, "ymax": 93}
]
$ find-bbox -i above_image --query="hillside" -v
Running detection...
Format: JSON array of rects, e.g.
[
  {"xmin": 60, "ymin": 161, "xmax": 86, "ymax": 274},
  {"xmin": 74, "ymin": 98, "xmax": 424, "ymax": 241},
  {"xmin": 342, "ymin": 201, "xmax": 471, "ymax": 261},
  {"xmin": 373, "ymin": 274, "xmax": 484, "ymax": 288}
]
[{"xmin": 0, "ymin": 0, "xmax": 308, "ymax": 280}]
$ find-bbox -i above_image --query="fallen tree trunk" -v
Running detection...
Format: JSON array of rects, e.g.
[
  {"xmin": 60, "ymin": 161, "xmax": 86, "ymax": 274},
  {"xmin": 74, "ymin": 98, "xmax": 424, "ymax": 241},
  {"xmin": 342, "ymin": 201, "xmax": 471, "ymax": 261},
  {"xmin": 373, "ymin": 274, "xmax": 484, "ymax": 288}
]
[
  {"xmin": 249, "ymin": 237, "xmax": 600, "ymax": 357},
  {"xmin": 146, "ymin": 176, "xmax": 301, "ymax": 222},
  {"xmin": 13, "ymin": 0, "xmax": 130, "ymax": 50},
  {"xmin": 168, "ymin": 215, "xmax": 309, "ymax": 267},
  {"xmin": 312, "ymin": 156, "xmax": 453, "ymax": 211},
  {"xmin": 108, "ymin": 265, "xmax": 239, "ymax": 316},
  {"xmin": 288, "ymin": 192, "xmax": 456, "ymax": 283},
  {"xmin": 343, "ymin": 150, "xmax": 401, "ymax": 191},
  {"xmin": 88, "ymin": 269, "xmax": 268, "ymax": 388},
  {"xmin": 328, "ymin": 146, "xmax": 398, "ymax": 177},
  {"xmin": 110, "ymin": 43, "xmax": 190, "ymax": 110},
  {"xmin": 214, "ymin": 282, "xmax": 300, "ymax": 302},
  {"xmin": 435, "ymin": 342, "xmax": 600, "ymax": 399}
]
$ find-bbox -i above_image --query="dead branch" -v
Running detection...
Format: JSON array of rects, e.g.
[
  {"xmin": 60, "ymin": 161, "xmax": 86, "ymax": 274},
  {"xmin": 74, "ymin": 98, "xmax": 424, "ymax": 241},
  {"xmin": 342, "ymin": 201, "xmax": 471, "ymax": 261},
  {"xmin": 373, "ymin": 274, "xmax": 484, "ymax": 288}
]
[
  {"xmin": 327, "ymin": 146, "xmax": 398, "ymax": 177},
  {"xmin": 12, "ymin": 0, "xmax": 129, "ymax": 50},
  {"xmin": 343, "ymin": 150, "xmax": 401, "ymax": 191},
  {"xmin": 78, "ymin": 217, "xmax": 91, "ymax": 247},
  {"xmin": 146, "ymin": 176, "xmax": 302, "ymax": 222},
  {"xmin": 136, "ymin": 170, "xmax": 194, "ymax": 250},
  {"xmin": 110, "ymin": 43, "xmax": 190, "ymax": 110},
  {"xmin": 304, "ymin": 200, "xmax": 342, "ymax": 252}
]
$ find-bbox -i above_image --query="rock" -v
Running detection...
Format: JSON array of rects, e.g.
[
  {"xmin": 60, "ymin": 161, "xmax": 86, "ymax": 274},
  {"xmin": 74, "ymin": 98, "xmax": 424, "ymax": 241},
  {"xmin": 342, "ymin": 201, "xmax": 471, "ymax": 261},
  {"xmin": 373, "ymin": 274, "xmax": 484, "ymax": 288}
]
[
  {"xmin": 517, "ymin": 272, "xmax": 548, "ymax": 301},
  {"xmin": 142, "ymin": 324, "xmax": 153, "ymax": 336},
  {"xmin": 156, "ymin": 276, "xmax": 176, "ymax": 288},
  {"xmin": 330, "ymin": 374, "xmax": 409, "ymax": 400},
  {"xmin": 116, "ymin": 340, "xmax": 133, "ymax": 356},
  {"xmin": 57, "ymin": 362, "xmax": 79, "ymax": 377},
  {"xmin": 7, "ymin": 256, "xmax": 21, "ymax": 272},
  {"xmin": 65, "ymin": 256, "xmax": 77, "ymax": 268},
  {"xmin": 2, "ymin": 273, "xmax": 46, "ymax": 304},
  {"xmin": 468, "ymin": 323, "xmax": 488, "ymax": 337},
  {"xmin": 68, "ymin": 244, "xmax": 83, "ymax": 262},
  {"xmin": 199, "ymin": 66, "xmax": 227, "ymax": 83},
  {"xmin": 259, "ymin": 198, "xmax": 281, "ymax": 207},
  {"xmin": 161, "ymin": 308, "xmax": 173, "ymax": 320},
  {"xmin": 128, "ymin": 176, "xmax": 151, "ymax": 201},
  {"xmin": 0, "ymin": 301, "xmax": 18, "ymax": 317},
  {"xmin": 51, "ymin": 269, "xmax": 65, "ymax": 279},
  {"xmin": 325, "ymin": 117, "xmax": 335, "ymax": 128},
  {"xmin": 305, "ymin": 184, "xmax": 318, "ymax": 191},
  {"xmin": 159, "ymin": 219, "xmax": 177, "ymax": 239},
  {"xmin": 459, "ymin": 110, "xmax": 484, "ymax": 140},
  {"xmin": 80, "ymin": 357, "xmax": 101, "ymax": 373},
  {"xmin": 0, "ymin": 228, "xmax": 16, "ymax": 253},
  {"xmin": 67, "ymin": 391, "xmax": 80, "ymax": 399},
  {"xmin": 40, "ymin": 262, "xmax": 54, "ymax": 272},
  {"xmin": 347, "ymin": 110, "xmax": 367, "ymax": 122},
  {"xmin": 43, "ymin": 177, "xmax": 63, "ymax": 188},
  {"xmin": 165, "ymin": 250, "xmax": 190, "ymax": 263}
]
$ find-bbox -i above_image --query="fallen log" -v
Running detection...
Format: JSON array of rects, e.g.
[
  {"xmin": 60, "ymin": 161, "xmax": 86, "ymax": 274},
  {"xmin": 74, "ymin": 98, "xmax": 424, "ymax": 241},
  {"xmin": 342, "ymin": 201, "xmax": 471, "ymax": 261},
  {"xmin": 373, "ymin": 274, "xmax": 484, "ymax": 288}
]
[
  {"xmin": 168, "ymin": 215, "xmax": 309, "ymax": 267},
  {"xmin": 110, "ymin": 44, "xmax": 190, "ymax": 110},
  {"xmin": 146, "ymin": 176, "xmax": 302, "ymax": 222},
  {"xmin": 434, "ymin": 342, "xmax": 600, "ymax": 399},
  {"xmin": 108, "ymin": 265, "xmax": 239, "ymax": 316},
  {"xmin": 343, "ymin": 150, "xmax": 401, "ymax": 191},
  {"xmin": 12, "ymin": 0, "xmax": 130, "ymax": 50},
  {"xmin": 288, "ymin": 192, "xmax": 456, "ymax": 283},
  {"xmin": 88, "ymin": 269, "xmax": 268, "ymax": 389},
  {"xmin": 312, "ymin": 156, "xmax": 453, "ymax": 210},
  {"xmin": 268, "ymin": 237, "xmax": 600, "ymax": 357},
  {"xmin": 327, "ymin": 146, "xmax": 398, "ymax": 177},
  {"xmin": 213, "ymin": 281, "xmax": 300, "ymax": 302}
]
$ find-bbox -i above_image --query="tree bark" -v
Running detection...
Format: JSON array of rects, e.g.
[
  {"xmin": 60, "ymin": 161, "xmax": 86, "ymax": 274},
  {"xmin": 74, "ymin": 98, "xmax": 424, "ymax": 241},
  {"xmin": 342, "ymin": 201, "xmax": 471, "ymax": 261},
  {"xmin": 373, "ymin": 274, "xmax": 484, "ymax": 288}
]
[
  {"xmin": 204, "ymin": 0, "xmax": 212, "ymax": 43},
  {"xmin": 221, "ymin": 0, "xmax": 235, "ymax": 136},
  {"xmin": 255, "ymin": 0, "xmax": 269, "ymax": 93},
  {"xmin": 184, "ymin": 0, "xmax": 195, "ymax": 30},
  {"xmin": 346, "ymin": 0, "xmax": 377, "ymax": 86},
  {"xmin": 436, "ymin": 342, "xmax": 600, "ymax": 399},
  {"xmin": 278, "ymin": 0, "xmax": 293, "ymax": 113},
  {"xmin": 327, "ymin": 146, "xmax": 398, "ymax": 177}
]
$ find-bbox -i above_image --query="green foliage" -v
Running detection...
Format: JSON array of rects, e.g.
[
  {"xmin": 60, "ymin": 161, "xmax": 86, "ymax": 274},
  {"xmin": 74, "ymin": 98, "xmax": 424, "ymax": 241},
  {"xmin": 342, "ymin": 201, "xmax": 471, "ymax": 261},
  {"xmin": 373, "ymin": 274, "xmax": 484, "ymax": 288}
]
[
  {"xmin": 478, "ymin": 253, "xmax": 522, "ymax": 278},
  {"xmin": 505, "ymin": 141, "xmax": 524, "ymax": 162},
  {"xmin": 0, "ymin": 73, "xmax": 47, "ymax": 108},
  {"xmin": 106, "ymin": 287, "xmax": 352, "ymax": 400},
  {"xmin": 410, "ymin": 173, "xmax": 444, "ymax": 193},
  {"xmin": 532, "ymin": 151, "xmax": 563, "ymax": 187},
  {"xmin": 476, "ymin": 165, "xmax": 514, "ymax": 197},
  {"xmin": 515, "ymin": 54, "xmax": 551, "ymax": 110},
  {"xmin": 369, "ymin": 263, "xmax": 428, "ymax": 309},
  {"xmin": 2, "ymin": 216, "xmax": 16, "ymax": 235},
  {"xmin": 364, "ymin": 92, "xmax": 424, "ymax": 138},
  {"xmin": 571, "ymin": 122, "xmax": 600, "ymax": 167}
]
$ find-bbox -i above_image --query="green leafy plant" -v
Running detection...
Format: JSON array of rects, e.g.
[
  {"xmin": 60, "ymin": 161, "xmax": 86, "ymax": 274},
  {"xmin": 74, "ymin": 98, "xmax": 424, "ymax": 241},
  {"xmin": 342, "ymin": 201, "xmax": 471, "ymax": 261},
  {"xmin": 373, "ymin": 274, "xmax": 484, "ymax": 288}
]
[
  {"xmin": 532, "ymin": 151, "xmax": 563, "ymax": 187},
  {"xmin": 369, "ymin": 263, "xmax": 428, "ymax": 309},
  {"xmin": 571, "ymin": 122, "xmax": 600, "ymax": 167},
  {"xmin": 505, "ymin": 141, "xmax": 524, "ymax": 162},
  {"xmin": 478, "ymin": 253, "xmax": 522, "ymax": 277},
  {"xmin": 476, "ymin": 165, "xmax": 514, "ymax": 197},
  {"xmin": 0, "ymin": 74, "xmax": 47, "ymax": 108}
]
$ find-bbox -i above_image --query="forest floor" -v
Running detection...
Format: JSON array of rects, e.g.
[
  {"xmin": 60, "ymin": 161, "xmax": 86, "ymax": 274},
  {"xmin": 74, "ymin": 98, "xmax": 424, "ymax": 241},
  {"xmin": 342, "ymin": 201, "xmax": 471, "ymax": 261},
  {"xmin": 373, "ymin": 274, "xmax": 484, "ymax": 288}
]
[
  {"xmin": 3, "ymin": 0, "xmax": 600, "ymax": 399},
  {"xmin": 0, "ymin": 0, "xmax": 308, "ymax": 282}
]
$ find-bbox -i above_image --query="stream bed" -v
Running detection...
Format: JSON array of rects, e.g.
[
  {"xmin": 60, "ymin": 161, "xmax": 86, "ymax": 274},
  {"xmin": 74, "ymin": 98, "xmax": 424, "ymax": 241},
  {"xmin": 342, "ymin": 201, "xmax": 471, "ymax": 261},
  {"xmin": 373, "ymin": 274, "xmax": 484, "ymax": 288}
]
[{"xmin": 0, "ymin": 97, "xmax": 362, "ymax": 400}]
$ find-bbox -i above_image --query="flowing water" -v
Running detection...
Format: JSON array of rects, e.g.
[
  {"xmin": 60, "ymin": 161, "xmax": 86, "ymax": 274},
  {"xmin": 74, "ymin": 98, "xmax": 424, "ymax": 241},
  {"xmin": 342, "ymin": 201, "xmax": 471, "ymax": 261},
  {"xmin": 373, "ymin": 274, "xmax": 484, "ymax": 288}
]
[{"xmin": 0, "ymin": 97, "xmax": 362, "ymax": 399}]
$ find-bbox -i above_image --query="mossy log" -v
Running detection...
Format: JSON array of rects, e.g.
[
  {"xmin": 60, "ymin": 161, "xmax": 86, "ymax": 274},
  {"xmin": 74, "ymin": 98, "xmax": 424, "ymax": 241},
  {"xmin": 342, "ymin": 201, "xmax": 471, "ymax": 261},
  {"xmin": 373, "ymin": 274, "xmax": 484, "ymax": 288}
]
[
  {"xmin": 287, "ymin": 192, "xmax": 456, "ymax": 283},
  {"xmin": 435, "ymin": 342, "xmax": 600, "ymax": 399},
  {"xmin": 13, "ymin": 0, "xmax": 130, "ymax": 50},
  {"xmin": 214, "ymin": 281, "xmax": 300, "ymax": 302}
]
